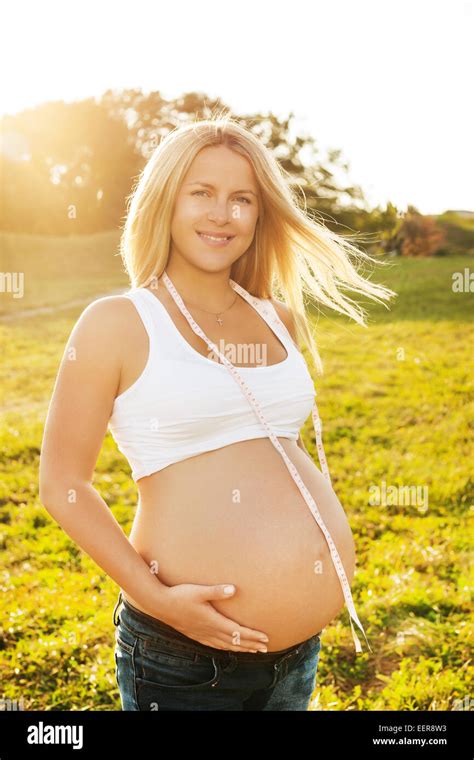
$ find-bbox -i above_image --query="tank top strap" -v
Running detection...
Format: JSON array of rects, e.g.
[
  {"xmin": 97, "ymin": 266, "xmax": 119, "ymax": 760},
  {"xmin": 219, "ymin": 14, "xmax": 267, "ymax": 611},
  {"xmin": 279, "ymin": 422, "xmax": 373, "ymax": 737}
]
[
  {"xmin": 229, "ymin": 279, "xmax": 297, "ymax": 357},
  {"xmin": 262, "ymin": 299, "xmax": 299, "ymax": 350},
  {"xmin": 131, "ymin": 286, "xmax": 196, "ymax": 362},
  {"xmin": 122, "ymin": 288, "xmax": 159, "ymax": 355}
]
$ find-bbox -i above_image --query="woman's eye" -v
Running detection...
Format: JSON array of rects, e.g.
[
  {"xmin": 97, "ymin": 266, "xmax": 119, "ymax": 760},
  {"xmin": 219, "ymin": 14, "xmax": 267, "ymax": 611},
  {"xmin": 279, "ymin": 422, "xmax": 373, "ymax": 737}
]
[{"xmin": 191, "ymin": 191, "xmax": 250, "ymax": 204}]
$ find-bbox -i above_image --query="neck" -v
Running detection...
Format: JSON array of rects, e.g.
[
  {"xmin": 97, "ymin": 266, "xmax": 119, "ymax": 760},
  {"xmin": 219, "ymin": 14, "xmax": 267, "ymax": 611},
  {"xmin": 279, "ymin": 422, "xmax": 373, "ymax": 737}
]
[{"xmin": 163, "ymin": 258, "xmax": 236, "ymax": 311}]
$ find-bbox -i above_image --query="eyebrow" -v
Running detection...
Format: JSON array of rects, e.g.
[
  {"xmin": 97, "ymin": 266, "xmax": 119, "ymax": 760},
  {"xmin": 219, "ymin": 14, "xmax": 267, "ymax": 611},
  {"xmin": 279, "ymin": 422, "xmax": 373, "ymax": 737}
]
[{"xmin": 185, "ymin": 181, "xmax": 258, "ymax": 197}]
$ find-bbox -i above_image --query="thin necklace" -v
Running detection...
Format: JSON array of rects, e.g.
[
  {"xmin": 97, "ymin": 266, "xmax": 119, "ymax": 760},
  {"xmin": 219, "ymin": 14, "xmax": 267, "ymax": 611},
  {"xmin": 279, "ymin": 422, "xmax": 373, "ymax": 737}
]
[{"xmin": 164, "ymin": 272, "xmax": 238, "ymax": 326}]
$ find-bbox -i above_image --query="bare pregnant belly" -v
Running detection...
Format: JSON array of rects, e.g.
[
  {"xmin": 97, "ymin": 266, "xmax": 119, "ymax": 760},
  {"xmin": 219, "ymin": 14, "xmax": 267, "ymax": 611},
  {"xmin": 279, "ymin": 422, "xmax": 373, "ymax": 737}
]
[{"xmin": 122, "ymin": 437, "xmax": 356, "ymax": 651}]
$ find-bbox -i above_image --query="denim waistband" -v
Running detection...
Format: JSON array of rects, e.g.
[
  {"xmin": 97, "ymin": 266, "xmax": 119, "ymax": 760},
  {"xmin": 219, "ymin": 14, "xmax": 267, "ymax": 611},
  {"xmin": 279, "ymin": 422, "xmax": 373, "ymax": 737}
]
[{"xmin": 114, "ymin": 592, "xmax": 321, "ymax": 663}]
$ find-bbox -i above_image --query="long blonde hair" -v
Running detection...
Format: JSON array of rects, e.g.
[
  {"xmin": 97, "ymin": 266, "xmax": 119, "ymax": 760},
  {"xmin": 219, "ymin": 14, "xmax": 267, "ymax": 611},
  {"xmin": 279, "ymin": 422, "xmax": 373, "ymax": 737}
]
[{"xmin": 119, "ymin": 114, "xmax": 396, "ymax": 374}]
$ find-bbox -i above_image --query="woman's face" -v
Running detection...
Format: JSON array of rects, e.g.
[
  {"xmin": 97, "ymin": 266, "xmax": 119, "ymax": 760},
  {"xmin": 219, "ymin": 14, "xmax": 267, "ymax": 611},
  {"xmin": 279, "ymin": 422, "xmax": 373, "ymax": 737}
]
[{"xmin": 169, "ymin": 145, "xmax": 260, "ymax": 272}]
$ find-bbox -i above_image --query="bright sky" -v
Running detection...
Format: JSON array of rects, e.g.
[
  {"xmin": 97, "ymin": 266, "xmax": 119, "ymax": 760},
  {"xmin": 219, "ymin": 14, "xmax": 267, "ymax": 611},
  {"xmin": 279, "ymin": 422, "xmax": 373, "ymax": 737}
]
[{"xmin": 2, "ymin": 0, "xmax": 473, "ymax": 214}]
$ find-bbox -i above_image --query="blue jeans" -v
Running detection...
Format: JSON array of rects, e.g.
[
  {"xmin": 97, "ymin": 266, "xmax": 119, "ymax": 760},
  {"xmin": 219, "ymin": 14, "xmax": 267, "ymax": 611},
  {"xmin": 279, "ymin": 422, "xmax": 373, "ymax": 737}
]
[{"xmin": 112, "ymin": 592, "xmax": 322, "ymax": 711}]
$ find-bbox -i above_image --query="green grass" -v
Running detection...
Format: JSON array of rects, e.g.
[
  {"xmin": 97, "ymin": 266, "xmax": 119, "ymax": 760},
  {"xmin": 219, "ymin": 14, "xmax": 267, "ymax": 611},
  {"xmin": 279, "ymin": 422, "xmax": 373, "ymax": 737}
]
[
  {"xmin": 0, "ymin": 242, "xmax": 472, "ymax": 711},
  {"xmin": 0, "ymin": 230, "xmax": 126, "ymax": 315}
]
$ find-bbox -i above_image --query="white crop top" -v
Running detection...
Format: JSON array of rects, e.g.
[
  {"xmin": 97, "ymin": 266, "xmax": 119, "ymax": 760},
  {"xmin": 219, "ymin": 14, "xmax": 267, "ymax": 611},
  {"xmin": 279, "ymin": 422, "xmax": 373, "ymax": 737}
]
[{"xmin": 107, "ymin": 286, "xmax": 316, "ymax": 482}]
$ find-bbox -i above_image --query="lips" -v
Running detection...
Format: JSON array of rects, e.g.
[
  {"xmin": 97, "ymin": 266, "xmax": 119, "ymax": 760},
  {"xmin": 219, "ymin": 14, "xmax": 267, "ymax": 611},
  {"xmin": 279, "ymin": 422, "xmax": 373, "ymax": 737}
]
[{"xmin": 197, "ymin": 230, "xmax": 235, "ymax": 240}]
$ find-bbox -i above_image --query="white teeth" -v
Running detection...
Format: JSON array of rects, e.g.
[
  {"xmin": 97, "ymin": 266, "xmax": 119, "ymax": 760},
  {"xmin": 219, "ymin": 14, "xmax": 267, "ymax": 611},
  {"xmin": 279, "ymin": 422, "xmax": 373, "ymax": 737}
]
[{"xmin": 199, "ymin": 233, "xmax": 230, "ymax": 241}]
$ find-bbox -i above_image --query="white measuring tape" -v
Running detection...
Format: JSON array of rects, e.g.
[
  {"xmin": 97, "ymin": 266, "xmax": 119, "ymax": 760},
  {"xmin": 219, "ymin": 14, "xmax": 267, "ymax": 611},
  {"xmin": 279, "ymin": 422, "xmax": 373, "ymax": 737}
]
[{"xmin": 162, "ymin": 270, "xmax": 372, "ymax": 654}]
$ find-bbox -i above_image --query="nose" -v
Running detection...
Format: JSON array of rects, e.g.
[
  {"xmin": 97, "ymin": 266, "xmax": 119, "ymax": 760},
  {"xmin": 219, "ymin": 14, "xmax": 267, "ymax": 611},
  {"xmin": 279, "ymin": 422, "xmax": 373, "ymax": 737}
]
[{"xmin": 207, "ymin": 197, "xmax": 231, "ymax": 224}]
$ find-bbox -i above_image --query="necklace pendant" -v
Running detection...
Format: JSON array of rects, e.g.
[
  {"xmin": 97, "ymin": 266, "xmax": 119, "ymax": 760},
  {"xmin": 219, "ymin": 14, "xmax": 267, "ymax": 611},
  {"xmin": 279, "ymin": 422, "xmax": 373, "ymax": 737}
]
[{"xmin": 216, "ymin": 315, "xmax": 223, "ymax": 326}]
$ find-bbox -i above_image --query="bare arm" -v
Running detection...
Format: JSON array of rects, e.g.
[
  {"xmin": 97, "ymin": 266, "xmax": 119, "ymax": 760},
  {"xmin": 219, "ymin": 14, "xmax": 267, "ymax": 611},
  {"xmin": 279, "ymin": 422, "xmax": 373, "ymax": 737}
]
[{"xmin": 38, "ymin": 296, "xmax": 173, "ymax": 621}]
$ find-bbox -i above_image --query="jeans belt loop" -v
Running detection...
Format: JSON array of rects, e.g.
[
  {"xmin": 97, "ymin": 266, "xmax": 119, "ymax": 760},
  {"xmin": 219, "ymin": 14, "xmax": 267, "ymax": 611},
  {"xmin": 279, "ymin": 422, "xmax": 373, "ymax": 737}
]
[{"xmin": 268, "ymin": 644, "xmax": 301, "ymax": 688}]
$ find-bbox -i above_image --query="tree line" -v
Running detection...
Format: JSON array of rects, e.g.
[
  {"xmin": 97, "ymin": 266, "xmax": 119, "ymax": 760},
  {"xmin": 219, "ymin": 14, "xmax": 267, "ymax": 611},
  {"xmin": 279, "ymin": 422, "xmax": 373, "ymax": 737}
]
[{"xmin": 1, "ymin": 89, "xmax": 472, "ymax": 256}]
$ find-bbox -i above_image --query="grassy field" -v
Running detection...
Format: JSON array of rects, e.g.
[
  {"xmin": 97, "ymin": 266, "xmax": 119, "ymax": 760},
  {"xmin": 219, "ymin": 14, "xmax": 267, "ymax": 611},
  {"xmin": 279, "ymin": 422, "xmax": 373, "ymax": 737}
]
[
  {"xmin": 0, "ymin": 230, "xmax": 125, "ymax": 316},
  {"xmin": 0, "ymin": 243, "xmax": 472, "ymax": 711}
]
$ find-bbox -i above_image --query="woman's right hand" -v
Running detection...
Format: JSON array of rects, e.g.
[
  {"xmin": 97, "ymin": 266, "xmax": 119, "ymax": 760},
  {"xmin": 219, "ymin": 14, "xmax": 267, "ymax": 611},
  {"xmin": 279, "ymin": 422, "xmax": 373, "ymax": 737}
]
[{"xmin": 159, "ymin": 583, "xmax": 270, "ymax": 652}]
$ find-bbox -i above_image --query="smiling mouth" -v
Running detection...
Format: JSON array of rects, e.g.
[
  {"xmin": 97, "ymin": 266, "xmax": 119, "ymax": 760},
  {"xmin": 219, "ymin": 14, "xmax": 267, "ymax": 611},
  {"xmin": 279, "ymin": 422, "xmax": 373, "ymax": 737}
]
[{"xmin": 197, "ymin": 232, "xmax": 235, "ymax": 242}]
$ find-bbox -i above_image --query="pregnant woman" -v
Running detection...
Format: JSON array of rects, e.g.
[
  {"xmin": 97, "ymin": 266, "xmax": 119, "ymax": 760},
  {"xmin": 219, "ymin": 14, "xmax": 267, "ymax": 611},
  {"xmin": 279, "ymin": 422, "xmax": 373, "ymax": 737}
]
[{"xmin": 39, "ymin": 117, "xmax": 395, "ymax": 711}]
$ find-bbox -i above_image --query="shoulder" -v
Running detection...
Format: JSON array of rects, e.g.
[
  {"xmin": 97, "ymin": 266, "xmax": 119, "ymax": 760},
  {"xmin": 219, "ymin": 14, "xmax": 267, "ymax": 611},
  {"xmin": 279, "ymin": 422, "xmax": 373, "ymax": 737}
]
[
  {"xmin": 78, "ymin": 293, "xmax": 138, "ymax": 330},
  {"xmin": 70, "ymin": 294, "xmax": 145, "ymax": 352},
  {"xmin": 269, "ymin": 298, "xmax": 297, "ymax": 344}
]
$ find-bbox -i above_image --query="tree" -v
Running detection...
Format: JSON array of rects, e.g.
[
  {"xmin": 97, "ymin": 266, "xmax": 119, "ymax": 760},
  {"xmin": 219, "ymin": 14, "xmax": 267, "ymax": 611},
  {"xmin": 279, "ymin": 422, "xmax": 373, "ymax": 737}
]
[
  {"xmin": 396, "ymin": 206, "xmax": 446, "ymax": 257},
  {"xmin": 0, "ymin": 91, "xmax": 371, "ymax": 235}
]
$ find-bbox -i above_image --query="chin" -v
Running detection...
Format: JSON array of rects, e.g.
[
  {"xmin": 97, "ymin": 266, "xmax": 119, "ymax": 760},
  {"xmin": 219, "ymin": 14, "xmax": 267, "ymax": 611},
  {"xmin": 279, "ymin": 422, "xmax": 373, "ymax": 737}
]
[{"xmin": 187, "ymin": 251, "xmax": 245, "ymax": 271}]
